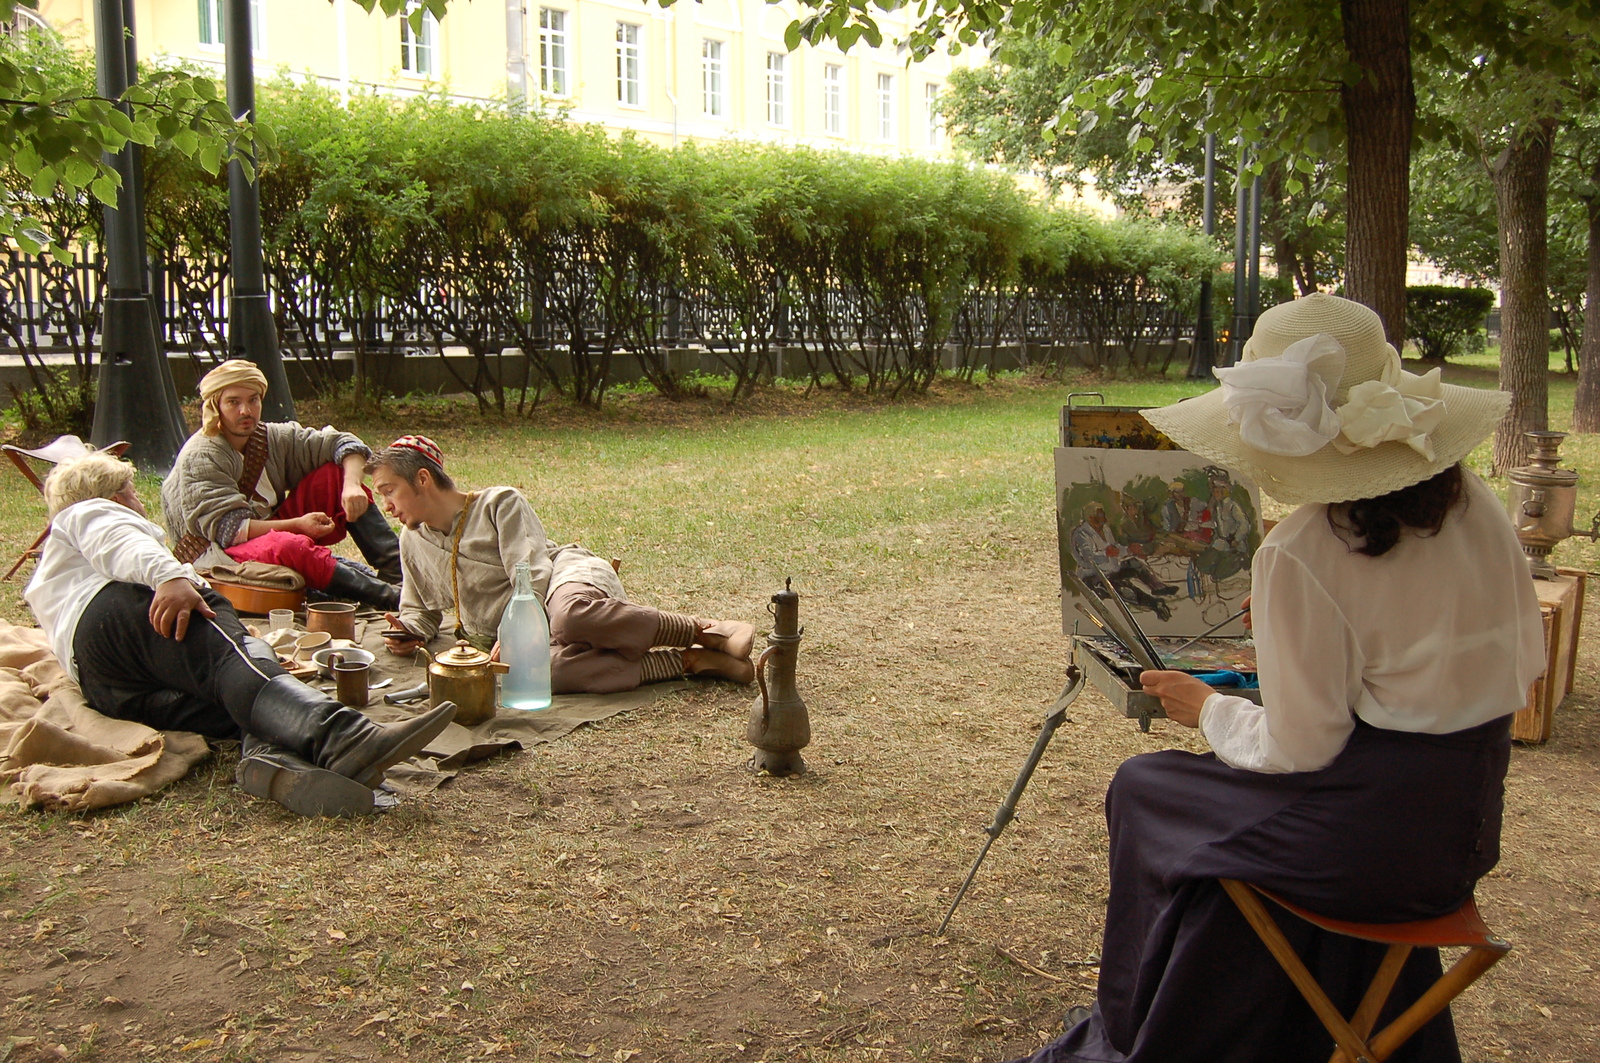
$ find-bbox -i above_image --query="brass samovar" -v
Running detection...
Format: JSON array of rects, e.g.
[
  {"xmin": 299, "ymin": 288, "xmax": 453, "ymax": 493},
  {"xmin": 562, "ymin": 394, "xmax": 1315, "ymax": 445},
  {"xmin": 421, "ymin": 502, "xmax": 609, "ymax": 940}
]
[{"xmin": 1506, "ymin": 431, "xmax": 1600, "ymax": 579}]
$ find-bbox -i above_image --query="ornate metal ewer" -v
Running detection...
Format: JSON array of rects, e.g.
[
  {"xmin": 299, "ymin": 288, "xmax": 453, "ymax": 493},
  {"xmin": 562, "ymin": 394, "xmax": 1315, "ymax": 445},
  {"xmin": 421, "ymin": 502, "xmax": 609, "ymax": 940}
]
[
  {"xmin": 747, "ymin": 579, "xmax": 811, "ymax": 776},
  {"xmin": 1506, "ymin": 431, "xmax": 1600, "ymax": 579}
]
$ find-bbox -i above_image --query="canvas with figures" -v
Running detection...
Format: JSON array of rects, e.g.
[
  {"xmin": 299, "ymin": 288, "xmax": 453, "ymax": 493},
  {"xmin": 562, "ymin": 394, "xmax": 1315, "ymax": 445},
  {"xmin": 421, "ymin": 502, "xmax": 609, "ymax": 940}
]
[{"xmin": 1057, "ymin": 447, "xmax": 1263, "ymax": 638}]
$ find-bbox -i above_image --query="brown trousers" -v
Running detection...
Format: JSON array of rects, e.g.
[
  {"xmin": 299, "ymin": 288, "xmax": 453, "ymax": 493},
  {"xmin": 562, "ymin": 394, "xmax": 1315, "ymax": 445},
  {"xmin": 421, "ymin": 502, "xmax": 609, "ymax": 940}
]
[{"xmin": 547, "ymin": 582, "xmax": 665, "ymax": 694}]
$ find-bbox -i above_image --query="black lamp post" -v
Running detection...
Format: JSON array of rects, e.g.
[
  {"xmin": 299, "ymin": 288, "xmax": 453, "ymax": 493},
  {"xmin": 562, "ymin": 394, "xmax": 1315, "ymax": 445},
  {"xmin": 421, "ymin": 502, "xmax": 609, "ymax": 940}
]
[
  {"xmin": 1246, "ymin": 171, "xmax": 1263, "ymax": 332},
  {"xmin": 1187, "ymin": 132, "xmax": 1218, "ymax": 380},
  {"xmin": 89, "ymin": 0, "xmax": 189, "ymax": 472},
  {"xmin": 1229, "ymin": 147, "xmax": 1250, "ymax": 367},
  {"xmin": 225, "ymin": 0, "xmax": 295, "ymax": 422}
]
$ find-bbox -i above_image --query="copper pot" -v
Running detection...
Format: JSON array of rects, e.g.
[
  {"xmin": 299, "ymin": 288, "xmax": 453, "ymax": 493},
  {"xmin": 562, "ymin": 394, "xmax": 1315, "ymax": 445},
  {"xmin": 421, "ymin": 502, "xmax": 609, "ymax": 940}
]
[
  {"xmin": 417, "ymin": 640, "xmax": 509, "ymax": 726},
  {"xmin": 305, "ymin": 602, "xmax": 357, "ymax": 640}
]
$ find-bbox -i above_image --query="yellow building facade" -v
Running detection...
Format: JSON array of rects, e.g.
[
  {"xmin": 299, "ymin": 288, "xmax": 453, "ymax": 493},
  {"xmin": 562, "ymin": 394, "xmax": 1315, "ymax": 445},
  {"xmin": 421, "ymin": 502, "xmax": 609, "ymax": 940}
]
[{"xmin": 37, "ymin": 0, "xmax": 977, "ymax": 156}]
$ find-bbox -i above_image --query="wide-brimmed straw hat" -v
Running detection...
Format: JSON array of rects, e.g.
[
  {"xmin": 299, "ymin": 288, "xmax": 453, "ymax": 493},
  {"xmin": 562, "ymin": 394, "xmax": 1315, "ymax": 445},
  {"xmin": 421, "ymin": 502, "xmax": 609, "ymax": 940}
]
[{"xmin": 1143, "ymin": 293, "xmax": 1508, "ymax": 505}]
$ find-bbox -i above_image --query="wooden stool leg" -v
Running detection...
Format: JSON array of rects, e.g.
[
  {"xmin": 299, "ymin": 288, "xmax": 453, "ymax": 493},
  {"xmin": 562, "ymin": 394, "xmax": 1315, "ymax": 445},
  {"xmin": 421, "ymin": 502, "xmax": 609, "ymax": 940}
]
[
  {"xmin": 1221, "ymin": 880, "xmax": 1375, "ymax": 1063},
  {"xmin": 4, "ymin": 526, "xmax": 50, "ymax": 581},
  {"xmin": 1367, "ymin": 946, "xmax": 1507, "ymax": 1062},
  {"xmin": 1327, "ymin": 944, "xmax": 1411, "ymax": 1063}
]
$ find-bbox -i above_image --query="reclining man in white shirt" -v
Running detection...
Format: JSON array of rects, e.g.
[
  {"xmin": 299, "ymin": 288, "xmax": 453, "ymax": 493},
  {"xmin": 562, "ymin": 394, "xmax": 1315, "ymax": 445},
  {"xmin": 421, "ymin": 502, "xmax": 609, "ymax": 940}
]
[{"xmin": 24, "ymin": 451, "xmax": 456, "ymax": 817}]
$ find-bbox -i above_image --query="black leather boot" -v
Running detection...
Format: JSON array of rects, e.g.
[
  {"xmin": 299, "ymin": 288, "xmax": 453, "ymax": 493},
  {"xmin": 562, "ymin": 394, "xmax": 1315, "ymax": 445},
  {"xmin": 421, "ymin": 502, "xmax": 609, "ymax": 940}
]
[
  {"xmin": 247, "ymin": 675, "xmax": 457, "ymax": 788},
  {"xmin": 347, "ymin": 506, "xmax": 402, "ymax": 584},
  {"xmin": 236, "ymin": 734, "xmax": 376, "ymax": 817},
  {"xmin": 324, "ymin": 558, "xmax": 401, "ymax": 611}
]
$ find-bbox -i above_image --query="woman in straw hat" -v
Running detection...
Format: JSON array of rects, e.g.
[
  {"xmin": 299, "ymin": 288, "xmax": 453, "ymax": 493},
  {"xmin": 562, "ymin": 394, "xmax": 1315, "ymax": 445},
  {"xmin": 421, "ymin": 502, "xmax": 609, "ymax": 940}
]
[{"xmin": 1013, "ymin": 294, "xmax": 1545, "ymax": 1062}]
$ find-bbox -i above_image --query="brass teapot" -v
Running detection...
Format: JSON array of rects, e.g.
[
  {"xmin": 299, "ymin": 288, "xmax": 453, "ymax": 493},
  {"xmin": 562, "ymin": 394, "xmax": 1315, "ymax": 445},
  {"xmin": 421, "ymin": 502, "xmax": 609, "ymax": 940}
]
[{"xmin": 417, "ymin": 640, "xmax": 508, "ymax": 726}]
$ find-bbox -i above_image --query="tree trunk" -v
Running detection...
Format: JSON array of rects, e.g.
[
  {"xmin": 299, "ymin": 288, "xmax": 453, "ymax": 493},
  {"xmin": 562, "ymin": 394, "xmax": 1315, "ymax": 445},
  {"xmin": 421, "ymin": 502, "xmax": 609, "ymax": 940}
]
[
  {"xmin": 1488, "ymin": 118, "xmax": 1557, "ymax": 472},
  {"xmin": 1572, "ymin": 182, "xmax": 1600, "ymax": 432},
  {"xmin": 1340, "ymin": 0, "xmax": 1413, "ymax": 347}
]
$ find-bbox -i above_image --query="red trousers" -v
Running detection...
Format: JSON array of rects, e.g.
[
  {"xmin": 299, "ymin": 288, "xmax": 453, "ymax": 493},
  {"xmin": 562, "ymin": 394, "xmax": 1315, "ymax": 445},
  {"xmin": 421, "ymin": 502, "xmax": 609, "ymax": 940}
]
[{"xmin": 223, "ymin": 463, "xmax": 368, "ymax": 590}]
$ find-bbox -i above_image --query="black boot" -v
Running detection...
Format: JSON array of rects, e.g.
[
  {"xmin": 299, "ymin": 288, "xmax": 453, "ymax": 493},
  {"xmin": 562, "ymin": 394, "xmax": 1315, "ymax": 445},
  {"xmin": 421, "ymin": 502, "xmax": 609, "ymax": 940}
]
[
  {"xmin": 248, "ymin": 674, "xmax": 457, "ymax": 788},
  {"xmin": 236, "ymin": 735, "xmax": 377, "ymax": 817},
  {"xmin": 347, "ymin": 506, "xmax": 402, "ymax": 584},
  {"xmin": 324, "ymin": 558, "xmax": 401, "ymax": 611}
]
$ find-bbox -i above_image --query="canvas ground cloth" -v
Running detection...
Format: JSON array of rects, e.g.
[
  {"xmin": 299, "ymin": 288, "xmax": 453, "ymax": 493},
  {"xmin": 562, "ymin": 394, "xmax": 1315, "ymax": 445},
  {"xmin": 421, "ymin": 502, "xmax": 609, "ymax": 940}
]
[
  {"xmin": 329, "ymin": 618, "xmax": 690, "ymax": 794},
  {"xmin": 1, "ymin": 614, "xmax": 687, "ymax": 811},
  {"xmin": 0, "ymin": 623, "xmax": 211, "ymax": 812}
]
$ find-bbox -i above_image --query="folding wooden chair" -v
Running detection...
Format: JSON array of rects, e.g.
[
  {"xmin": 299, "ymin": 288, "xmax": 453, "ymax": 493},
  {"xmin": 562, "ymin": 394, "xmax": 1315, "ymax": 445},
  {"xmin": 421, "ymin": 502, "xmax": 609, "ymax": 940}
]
[
  {"xmin": 1221, "ymin": 879, "xmax": 1511, "ymax": 1063},
  {"xmin": 2, "ymin": 435, "xmax": 132, "ymax": 580}
]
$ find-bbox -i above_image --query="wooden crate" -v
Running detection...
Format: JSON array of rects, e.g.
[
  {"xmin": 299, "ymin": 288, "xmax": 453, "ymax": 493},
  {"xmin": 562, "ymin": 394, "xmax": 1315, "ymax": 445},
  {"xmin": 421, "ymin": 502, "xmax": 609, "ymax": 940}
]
[{"xmin": 1513, "ymin": 568, "xmax": 1588, "ymax": 744}]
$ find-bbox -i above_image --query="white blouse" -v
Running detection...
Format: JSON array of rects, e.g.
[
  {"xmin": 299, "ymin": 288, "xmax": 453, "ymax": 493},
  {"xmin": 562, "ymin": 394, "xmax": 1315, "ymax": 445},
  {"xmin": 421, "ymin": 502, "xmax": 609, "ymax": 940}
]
[{"xmin": 1199, "ymin": 471, "xmax": 1546, "ymax": 773}]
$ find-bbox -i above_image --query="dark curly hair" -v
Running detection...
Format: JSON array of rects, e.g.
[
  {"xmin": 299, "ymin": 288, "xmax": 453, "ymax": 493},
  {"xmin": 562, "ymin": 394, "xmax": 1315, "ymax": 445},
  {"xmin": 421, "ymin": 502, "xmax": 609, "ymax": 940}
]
[{"xmin": 1327, "ymin": 464, "xmax": 1466, "ymax": 557}]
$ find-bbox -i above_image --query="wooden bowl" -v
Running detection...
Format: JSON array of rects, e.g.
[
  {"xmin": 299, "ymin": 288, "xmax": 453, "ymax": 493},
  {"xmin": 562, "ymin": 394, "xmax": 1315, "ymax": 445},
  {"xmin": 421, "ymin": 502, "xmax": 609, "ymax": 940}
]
[{"xmin": 208, "ymin": 579, "xmax": 306, "ymax": 617}]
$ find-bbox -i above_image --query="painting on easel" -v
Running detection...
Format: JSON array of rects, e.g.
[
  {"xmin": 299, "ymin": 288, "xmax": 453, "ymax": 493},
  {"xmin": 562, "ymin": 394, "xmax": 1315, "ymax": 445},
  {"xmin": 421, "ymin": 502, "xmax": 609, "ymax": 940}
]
[{"xmin": 1057, "ymin": 447, "xmax": 1263, "ymax": 637}]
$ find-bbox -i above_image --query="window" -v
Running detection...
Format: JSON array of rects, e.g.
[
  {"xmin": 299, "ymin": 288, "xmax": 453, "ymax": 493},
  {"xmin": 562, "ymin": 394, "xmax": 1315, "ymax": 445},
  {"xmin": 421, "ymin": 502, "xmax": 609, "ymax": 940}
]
[
  {"xmin": 198, "ymin": 0, "xmax": 263, "ymax": 53},
  {"xmin": 924, "ymin": 82, "xmax": 940, "ymax": 147},
  {"xmin": 823, "ymin": 63, "xmax": 843, "ymax": 135},
  {"xmin": 766, "ymin": 52, "xmax": 787, "ymax": 126},
  {"xmin": 401, "ymin": 3, "xmax": 438, "ymax": 77},
  {"xmin": 877, "ymin": 73, "xmax": 894, "ymax": 141},
  {"xmin": 702, "ymin": 39, "xmax": 725, "ymax": 117},
  {"xmin": 539, "ymin": 8, "xmax": 568, "ymax": 96},
  {"xmin": 616, "ymin": 22, "xmax": 642, "ymax": 106}
]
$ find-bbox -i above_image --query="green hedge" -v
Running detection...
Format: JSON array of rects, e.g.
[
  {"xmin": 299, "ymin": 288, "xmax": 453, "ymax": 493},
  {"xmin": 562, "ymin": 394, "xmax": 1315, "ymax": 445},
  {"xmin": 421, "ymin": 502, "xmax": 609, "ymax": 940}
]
[
  {"xmin": 1405, "ymin": 285, "xmax": 1495, "ymax": 363},
  {"xmin": 8, "ymin": 32, "xmax": 1222, "ymax": 409}
]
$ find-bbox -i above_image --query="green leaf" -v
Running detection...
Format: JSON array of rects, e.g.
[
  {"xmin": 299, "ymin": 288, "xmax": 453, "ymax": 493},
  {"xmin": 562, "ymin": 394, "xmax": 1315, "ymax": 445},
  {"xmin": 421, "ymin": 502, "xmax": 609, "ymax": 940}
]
[
  {"xmin": 172, "ymin": 128, "xmax": 200, "ymax": 155},
  {"xmin": 90, "ymin": 172, "xmax": 121, "ymax": 206},
  {"xmin": 199, "ymin": 141, "xmax": 223, "ymax": 175}
]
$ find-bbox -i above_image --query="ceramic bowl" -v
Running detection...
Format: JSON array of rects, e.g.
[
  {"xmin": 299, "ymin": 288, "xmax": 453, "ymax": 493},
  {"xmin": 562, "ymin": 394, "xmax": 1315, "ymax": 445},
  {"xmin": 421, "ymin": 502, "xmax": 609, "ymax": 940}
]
[{"xmin": 311, "ymin": 646, "xmax": 375, "ymax": 679}]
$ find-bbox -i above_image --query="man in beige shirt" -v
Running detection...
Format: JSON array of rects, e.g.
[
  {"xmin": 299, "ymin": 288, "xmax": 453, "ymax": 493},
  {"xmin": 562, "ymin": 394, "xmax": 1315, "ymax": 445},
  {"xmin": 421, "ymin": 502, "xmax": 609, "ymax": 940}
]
[{"xmin": 371, "ymin": 436, "xmax": 755, "ymax": 693}]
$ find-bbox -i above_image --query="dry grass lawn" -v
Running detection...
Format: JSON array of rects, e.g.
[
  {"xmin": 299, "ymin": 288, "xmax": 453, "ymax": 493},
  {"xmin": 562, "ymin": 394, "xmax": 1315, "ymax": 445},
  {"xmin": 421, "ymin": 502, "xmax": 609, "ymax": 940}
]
[{"xmin": 1, "ymin": 368, "xmax": 1596, "ymax": 1063}]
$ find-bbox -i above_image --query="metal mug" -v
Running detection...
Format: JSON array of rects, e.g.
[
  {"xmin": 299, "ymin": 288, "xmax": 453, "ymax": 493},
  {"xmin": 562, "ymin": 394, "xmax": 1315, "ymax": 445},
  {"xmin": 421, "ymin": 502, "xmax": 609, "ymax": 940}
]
[{"xmin": 331, "ymin": 652, "xmax": 370, "ymax": 708}]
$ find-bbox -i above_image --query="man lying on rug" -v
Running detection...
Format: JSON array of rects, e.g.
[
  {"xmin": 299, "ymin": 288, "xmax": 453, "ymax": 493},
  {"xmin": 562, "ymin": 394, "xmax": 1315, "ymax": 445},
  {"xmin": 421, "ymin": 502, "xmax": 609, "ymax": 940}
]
[
  {"xmin": 368, "ymin": 436, "xmax": 757, "ymax": 691},
  {"xmin": 26, "ymin": 451, "xmax": 456, "ymax": 817},
  {"xmin": 160, "ymin": 359, "xmax": 400, "ymax": 612}
]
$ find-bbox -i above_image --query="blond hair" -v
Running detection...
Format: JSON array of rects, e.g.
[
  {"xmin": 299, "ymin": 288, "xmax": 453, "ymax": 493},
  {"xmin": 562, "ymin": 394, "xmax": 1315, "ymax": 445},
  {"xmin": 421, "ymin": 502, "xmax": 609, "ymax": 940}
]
[{"xmin": 43, "ymin": 452, "xmax": 136, "ymax": 518}]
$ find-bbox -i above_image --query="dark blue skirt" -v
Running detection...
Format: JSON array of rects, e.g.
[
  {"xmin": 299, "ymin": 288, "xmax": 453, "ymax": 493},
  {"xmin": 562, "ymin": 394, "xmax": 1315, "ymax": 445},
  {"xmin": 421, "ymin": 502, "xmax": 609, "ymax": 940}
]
[{"xmin": 1010, "ymin": 715, "xmax": 1512, "ymax": 1063}]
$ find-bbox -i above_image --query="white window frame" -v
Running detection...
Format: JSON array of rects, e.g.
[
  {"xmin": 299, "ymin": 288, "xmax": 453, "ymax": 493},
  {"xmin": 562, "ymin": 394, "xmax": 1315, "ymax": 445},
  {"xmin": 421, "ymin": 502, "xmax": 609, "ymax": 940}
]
[
  {"xmin": 198, "ymin": 0, "xmax": 263, "ymax": 55},
  {"xmin": 400, "ymin": 2, "xmax": 439, "ymax": 78},
  {"xmin": 924, "ymin": 82, "xmax": 940, "ymax": 147},
  {"xmin": 877, "ymin": 72, "xmax": 895, "ymax": 142},
  {"xmin": 616, "ymin": 21, "xmax": 643, "ymax": 107},
  {"xmin": 823, "ymin": 62, "xmax": 843, "ymax": 136},
  {"xmin": 766, "ymin": 51, "xmax": 787, "ymax": 127},
  {"xmin": 539, "ymin": 8, "xmax": 569, "ymax": 97},
  {"xmin": 702, "ymin": 39, "xmax": 725, "ymax": 118}
]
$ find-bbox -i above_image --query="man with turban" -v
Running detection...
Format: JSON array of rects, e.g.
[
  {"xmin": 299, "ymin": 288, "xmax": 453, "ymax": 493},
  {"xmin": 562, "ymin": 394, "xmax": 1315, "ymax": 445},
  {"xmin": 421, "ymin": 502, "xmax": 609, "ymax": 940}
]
[
  {"xmin": 160, "ymin": 360, "xmax": 400, "ymax": 611},
  {"xmin": 366, "ymin": 437, "xmax": 758, "ymax": 692}
]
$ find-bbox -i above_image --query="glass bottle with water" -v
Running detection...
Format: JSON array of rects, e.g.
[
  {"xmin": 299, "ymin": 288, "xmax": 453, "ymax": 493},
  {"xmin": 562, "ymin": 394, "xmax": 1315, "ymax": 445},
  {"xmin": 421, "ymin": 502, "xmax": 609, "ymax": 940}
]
[{"xmin": 498, "ymin": 561, "xmax": 552, "ymax": 710}]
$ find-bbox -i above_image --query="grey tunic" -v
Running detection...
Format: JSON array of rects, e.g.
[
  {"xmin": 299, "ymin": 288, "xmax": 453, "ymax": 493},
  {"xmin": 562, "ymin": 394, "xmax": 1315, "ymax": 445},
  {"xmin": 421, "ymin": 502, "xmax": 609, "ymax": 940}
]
[
  {"xmin": 396, "ymin": 485, "xmax": 624, "ymax": 646},
  {"xmin": 159, "ymin": 422, "xmax": 369, "ymax": 570}
]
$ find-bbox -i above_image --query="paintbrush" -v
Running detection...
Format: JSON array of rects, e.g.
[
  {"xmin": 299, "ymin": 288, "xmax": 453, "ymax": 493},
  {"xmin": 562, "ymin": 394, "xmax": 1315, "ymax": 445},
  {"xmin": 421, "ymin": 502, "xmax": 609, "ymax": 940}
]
[{"xmin": 1166, "ymin": 607, "xmax": 1251, "ymax": 657}]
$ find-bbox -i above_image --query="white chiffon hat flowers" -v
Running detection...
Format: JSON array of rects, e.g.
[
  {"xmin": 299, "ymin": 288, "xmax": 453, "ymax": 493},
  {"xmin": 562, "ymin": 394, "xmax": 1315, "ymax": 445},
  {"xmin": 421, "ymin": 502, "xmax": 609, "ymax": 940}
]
[{"xmin": 1143, "ymin": 293, "xmax": 1508, "ymax": 505}]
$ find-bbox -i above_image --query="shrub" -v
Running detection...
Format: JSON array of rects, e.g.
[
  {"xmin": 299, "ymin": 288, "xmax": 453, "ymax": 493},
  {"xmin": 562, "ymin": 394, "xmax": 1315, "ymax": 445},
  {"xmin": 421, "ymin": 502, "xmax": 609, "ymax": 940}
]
[{"xmin": 1406, "ymin": 286, "xmax": 1495, "ymax": 363}]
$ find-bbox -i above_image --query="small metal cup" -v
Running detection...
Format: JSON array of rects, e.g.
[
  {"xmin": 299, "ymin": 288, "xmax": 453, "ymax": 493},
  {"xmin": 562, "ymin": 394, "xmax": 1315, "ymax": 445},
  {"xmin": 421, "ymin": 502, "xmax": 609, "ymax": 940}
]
[{"xmin": 332, "ymin": 654, "xmax": 370, "ymax": 708}]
